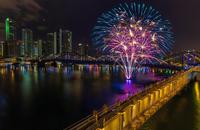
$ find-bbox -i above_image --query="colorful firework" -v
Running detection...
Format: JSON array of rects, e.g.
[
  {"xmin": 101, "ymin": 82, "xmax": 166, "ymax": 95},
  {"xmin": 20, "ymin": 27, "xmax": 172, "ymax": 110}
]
[{"xmin": 92, "ymin": 3, "xmax": 174, "ymax": 79}]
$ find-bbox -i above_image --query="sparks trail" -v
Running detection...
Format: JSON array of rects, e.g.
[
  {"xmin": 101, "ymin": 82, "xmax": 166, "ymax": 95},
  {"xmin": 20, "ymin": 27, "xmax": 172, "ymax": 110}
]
[{"xmin": 92, "ymin": 2, "xmax": 174, "ymax": 79}]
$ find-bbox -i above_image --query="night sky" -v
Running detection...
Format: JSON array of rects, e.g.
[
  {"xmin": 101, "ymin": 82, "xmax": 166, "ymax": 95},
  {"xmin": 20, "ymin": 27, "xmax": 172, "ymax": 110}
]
[{"xmin": 0, "ymin": 0, "xmax": 200, "ymax": 52}]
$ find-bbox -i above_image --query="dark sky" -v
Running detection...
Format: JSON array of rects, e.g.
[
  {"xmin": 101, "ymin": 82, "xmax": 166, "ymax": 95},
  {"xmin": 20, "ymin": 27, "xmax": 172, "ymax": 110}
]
[{"xmin": 0, "ymin": 0, "xmax": 200, "ymax": 52}]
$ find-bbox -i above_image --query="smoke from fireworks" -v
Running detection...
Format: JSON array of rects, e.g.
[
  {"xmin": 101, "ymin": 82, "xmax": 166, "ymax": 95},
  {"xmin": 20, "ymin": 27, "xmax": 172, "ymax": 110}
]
[{"xmin": 92, "ymin": 3, "xmax": 174, "ymax": 79}]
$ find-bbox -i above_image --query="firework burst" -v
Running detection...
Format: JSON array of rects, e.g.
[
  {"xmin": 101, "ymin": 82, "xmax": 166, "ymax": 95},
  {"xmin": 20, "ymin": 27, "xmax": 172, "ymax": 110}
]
[{"xmin": 92, "ymin": 3, "xmax": 174, "ymax": 79}]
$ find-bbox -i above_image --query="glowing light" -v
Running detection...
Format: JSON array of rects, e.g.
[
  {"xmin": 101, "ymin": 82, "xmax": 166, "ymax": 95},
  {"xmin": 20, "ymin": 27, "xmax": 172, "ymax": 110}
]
[
  {"xmin": 195, "ymin": 82, "xmax": 200, "ymax": 102},
  {"xmin": 126, "ymin": 79, "xmax": 132, "ymax": 84},
  {"xmin": 129, "ymin": 29, "xmax": 134, "ymax": 37},
  {"xmin": 141, "ymin": 45, "xmax": 145, "ymax": 49},
  {"xmin": 152, "ymin": 33, "xmax": 156, "ymax": 42},
  {"xmin": 5, "ymin": 18, "xmax": 10, "ymax": 40},
  {"xmin": 142, "ymin": 32, "xmax": 146, "ymax": 37},
  {"xmin": 92, "ymin": 2, "xmax": 174, "ymax": 79},
  {"xmin": 123, "ymin": 45, "xmax": 127, "ymax": 51}
]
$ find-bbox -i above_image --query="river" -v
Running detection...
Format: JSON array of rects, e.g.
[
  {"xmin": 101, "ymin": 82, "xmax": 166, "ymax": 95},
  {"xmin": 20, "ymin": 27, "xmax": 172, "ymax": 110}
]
[{"xmin": 0, "ymin": 65, "xmax": 169, "ymax": 130}]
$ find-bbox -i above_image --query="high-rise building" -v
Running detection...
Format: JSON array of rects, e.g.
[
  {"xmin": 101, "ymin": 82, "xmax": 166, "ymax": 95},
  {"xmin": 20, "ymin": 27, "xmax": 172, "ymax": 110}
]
[
  {"xmin": 32, "ymin": 39, "xmax": 43, "ymax": 58},
  {"xmin": 32, "ymin": 41, "xmax": 39, "ymax": 58},
  {"xmin": 18, "ymin": 40, "xmax": 23, "ymax": 57},
  {"xmin": 22, "ymin": 28, "xmax": 33, "ymax": 57},
  {"xmin": 0, "ymin": 21, "xmax": 5, "ymax": 42},
  {"xmin": 47, "ymin": 32, "xmax": 57, "ymax": 56},
  {"xmin": 5, "ymin": 18, "xmax": 16, "ymax": 41},
  {"xmin": 59, "ymin": 29, "xmax": 72, "ymax": 54},
  {"xmin": 42, "ymin": 41, "xmax": 48, "ymax": 57},
  {"xmin": 0, "ymin": 20, "xmax": 5, "ymax": 58},
  {"xmin": 77, "ymin": 43, "xmax": 89, "ymax": 56},
  {"xmin": 53, "ymin": 32, "xmax": 57, "ymax": 55},
  {"xmin": 4, "ymin": 40, "xmax": 20, "ymax": 58},
  {"xmin": 38, "ymin": 39, "xmax": 43, "ymax": 57},
  {"xmin": 77, "ymin": 43, "xmax": 84, "ymax": 56},
  {"xmin": 0, "ymin": 18, "xmax": 18, "ymax": 58},
  {"xmin": 0, "ymin": 41, "xmax": 4, "ymax": 57}
]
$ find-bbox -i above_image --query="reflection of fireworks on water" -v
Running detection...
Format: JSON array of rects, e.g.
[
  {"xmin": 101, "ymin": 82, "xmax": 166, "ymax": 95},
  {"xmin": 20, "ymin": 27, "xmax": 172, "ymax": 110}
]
[
  {"xmin": 111, "ymin": 81, "xmax": 144, "ymax": 104},
  {"xmin": 92, "ymin": 3, "xmax": 174, "ymax": 79}
]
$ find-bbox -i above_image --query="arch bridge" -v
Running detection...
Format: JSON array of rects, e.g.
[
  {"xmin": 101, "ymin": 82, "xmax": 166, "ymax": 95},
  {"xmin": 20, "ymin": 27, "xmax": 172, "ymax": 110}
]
[{"xmin": 1, "ymin": 50, "xmax": 200, "ymax": 70}]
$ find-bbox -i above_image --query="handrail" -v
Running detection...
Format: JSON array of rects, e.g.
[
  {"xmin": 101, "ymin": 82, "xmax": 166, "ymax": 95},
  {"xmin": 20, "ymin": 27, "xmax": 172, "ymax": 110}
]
[
  {"xmin": 64, "ymin": 67, "xmax": 197, "ymax": 130},
  {"xmin": 64, "ymin": 88, "xmax": 145, "ymax": 130}
]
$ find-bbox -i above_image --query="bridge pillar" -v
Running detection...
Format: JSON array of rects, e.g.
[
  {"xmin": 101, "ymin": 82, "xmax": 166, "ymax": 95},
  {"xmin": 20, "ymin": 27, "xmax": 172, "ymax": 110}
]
[
  {"xmin": 164, "ymin": 87, "xmax": 167, "ymax": 97},
  {"xmin": 131, "ymin": 104, "xmax": 137, "ymax": 120},
  {"xmin": 143, "ymin": 96, "xmax": 150, "ymax": 111},
  {"xmin": 133, "ymin": 101, "xmax": 140, "ymax": 118},
  {"xmin": 171, "ymin": 82, "xmax": 176, "ymax": 96},
  {"xmin": 123, "ymin": 105, "xmax": 134, "ymax": 127},
  {"xmin": 159, "ymin": 89, "xmax": 163, "ymax": 99},
  {"xmin": 118, "ymin": 112, "xmax": 124, "ymax": 130},
  {"xmin": 149, "ymin": 93, "xmax": 155, "ymax": 106},
  {"xmin": 138, "ymin": 95, "xmax": 151, "ymax": 115},
  {"xmin": 100, "ymin": 113, "xmax": 122, "ymax": 130},
  {"xmin": 155, "ymin": 90, "xmax": 160, "ymax": 103}
]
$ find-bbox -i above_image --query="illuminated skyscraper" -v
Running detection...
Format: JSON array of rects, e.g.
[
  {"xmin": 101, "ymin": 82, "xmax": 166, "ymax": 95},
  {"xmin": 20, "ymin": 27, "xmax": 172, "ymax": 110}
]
[
  {"xmin": 77, "ymin": 43, "xmax": 89, "ymax": 56},
  {"xmin": 0, "ymin": 21, "xmax": 5, "ymax": 42},
  {"xmin": 59, "ymin": 29, "xmax": 72, "ymax": 54},
  {"xmin": 22, "ymin": 28, "xmax": 33, "ymax": 57},
  {"xmin": 4, "ymin": 40, "xmax": 20, "ymax": 58},
  {"xmin": 38, "ymin": 39, "xmax": 43, "ymax": 57},
  {"xmin": 0, "ymin": 20, "xmax": 5, "ymax": 57},
  {"xmin": 0, "ymin": 41, "xmax": 3, "ymax": 57},
  {"xmin": 47, "ymin": 32, "xmax": 57, "ymax": 56},
  {"xmin": 53, "ymin": 32, "xmax": 57, "ymax": 55},
  {"xmin": 5, "ymin": 18, "xmax": 16, "ymax": 41},
  {"xmin": 32, "ymin": 39, "xmax": 43, "ymax": 58},
  {"xmin": 42, "ymin": 41, "xmax": 48, "ymax": 57},
  {"xmin": 32, "ymin": 41, "xmax": 39, "ymax": 58}
]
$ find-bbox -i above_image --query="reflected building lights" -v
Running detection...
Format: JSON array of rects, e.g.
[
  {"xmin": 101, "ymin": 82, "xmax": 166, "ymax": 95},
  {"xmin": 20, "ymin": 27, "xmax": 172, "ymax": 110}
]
[
  {"xmin": 11, "ymin": 70, "xmax": 15, "ymax": 82},
  {"xmin": 126, "ymin": 79, "xmax": 132, "ymax": 84}
]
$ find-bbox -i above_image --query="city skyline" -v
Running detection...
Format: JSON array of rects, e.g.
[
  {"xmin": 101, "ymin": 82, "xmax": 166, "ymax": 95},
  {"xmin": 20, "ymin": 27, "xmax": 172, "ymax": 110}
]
[
  {"xmin": 0, "ymin": 17, "xmax": 75, "ymax": 59},
  {"xmin": 0, "ymin": 0, "xmax": 200, "ymax": 52}
]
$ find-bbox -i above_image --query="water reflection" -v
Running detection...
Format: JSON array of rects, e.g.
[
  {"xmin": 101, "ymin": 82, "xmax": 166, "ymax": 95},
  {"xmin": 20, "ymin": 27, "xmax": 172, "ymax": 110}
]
[
  {"xmin": 111, "ymin": 80, "xmax": 143, "ymax": 104},
  {"xmin": 0, "ymin": 65, "xmax": 165, "ymax": 130}
]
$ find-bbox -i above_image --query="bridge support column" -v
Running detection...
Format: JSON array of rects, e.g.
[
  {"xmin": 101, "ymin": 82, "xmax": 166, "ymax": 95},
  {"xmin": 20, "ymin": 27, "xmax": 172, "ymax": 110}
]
[
  {"xmin": 149, "ymin": 93, "xmax": 155, "ymax": 106},
  {"xmin": 118, "ymin": 112, "xmax": 124, "ymax": 130},
  {"xmin": 131, "ymin": 104, "xmax": 137, "ymax": 120},
  {"xmin": 133, "ymin": 101, "xmax": 140, "ymax": 118},
  {"xmin": 123, "ymin": 105, "xmax": 135, "ymax": 128}
]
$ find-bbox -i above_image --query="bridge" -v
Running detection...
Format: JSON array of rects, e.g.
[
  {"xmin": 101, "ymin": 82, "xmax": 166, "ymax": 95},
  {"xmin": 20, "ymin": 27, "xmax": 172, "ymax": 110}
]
[
  {"xmin": 0, "ymin": 50, "xmax": 200, "ymax": 68},
  {"xmin": 65, "ymin": 66, "xmax": 200, "ymax": 130},
  {"xmin": 0, "ymin": 50, "xmax": 198, "ymax": 71},
  {"xmin": 165, "ymin": 50, "xmax": 200, "ymax": 67}
]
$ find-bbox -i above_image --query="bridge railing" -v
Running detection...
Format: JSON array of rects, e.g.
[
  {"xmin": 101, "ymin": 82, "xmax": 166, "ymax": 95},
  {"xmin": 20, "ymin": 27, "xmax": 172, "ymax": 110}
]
[
  {"xmin": 64, "ymin": 68, "xmax": 194, "ymax": 130},
  {"xmin": 64, "ymin": 87, "xmax": 147, "ymax": 130}
]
